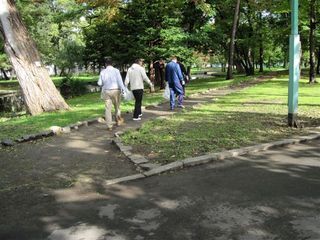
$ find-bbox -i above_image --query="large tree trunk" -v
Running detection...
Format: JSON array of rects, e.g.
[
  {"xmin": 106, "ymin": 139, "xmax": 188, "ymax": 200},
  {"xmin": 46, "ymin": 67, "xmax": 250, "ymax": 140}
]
[
  {"xmin": 309, "ymin": 0, "xmax": 316, "ymax": 83},
  {"xmin": 0, "ymin": 0, "xmax": 69, "ymax": 115},
  {"xmin": 226, "ymin": 0, "xmax": 241, "ymax": 80}
]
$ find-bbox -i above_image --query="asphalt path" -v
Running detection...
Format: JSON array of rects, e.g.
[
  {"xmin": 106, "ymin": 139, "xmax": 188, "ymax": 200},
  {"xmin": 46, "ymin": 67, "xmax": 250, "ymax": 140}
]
[{"xmin": 2, "ymin": 139, "xmax": 319, "ymax": 240}]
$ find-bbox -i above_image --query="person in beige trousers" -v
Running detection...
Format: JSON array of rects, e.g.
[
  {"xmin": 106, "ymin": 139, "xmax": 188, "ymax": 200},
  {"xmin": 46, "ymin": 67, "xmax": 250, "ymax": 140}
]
[{"xmin": 98, "ymin": 59, "xmax": 125, "ymax": 130}]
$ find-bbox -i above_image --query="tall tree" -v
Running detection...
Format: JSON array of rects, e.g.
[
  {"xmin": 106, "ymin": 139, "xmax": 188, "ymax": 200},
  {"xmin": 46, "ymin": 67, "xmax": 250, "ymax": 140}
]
[
  {"xmin": 17, "ymin": 0, "xmax": 86, "ymax": 76},
  {"xmin": 227, "ymin": 0, "xmax": 241, "ymax": 79},
  {"xmin": 0, "ymin": 0, "xmax": 69, "ymax": 115},
  {"xmin": 309, "ymin": 0, "xmax": 316, "ymax": 83}
]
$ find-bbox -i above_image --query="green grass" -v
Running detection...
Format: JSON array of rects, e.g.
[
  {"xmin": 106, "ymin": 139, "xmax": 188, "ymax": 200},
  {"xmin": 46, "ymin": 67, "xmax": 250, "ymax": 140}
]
[
  {"xmin": 1, "ymin": 73, "xmax": 249, "ymax": 140},
  {"xmin": 121, "ymin": 75, "xmax": 320, "ymax": 163},
  {"xmin": 0, "ymin": 92, "xmax": 163, "ymax": 140}
]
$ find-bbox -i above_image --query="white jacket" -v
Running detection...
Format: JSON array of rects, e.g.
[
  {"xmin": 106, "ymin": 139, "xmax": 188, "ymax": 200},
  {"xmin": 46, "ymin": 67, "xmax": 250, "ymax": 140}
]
[{"xmin": 125, "ymin": 63, "xmax": 153, "ymax": 90}]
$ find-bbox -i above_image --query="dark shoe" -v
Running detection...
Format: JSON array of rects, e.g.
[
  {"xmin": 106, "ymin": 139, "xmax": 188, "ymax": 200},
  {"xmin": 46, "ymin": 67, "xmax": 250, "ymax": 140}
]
[{"xmin": 177, "ymin": 105, "xmax": 185, "ymax": 109}]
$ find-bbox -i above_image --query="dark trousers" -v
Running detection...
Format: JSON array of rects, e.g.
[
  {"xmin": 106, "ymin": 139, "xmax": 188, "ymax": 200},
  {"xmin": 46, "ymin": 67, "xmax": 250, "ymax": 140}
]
[{"xmin": 132, "ymin": 89, "xmax": 144, "ymax": 118}]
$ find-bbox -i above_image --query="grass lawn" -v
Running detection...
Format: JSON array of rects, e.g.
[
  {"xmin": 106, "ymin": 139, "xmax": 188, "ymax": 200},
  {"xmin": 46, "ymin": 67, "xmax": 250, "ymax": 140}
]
[
  {"xmin": 0, "ymin": 73, "xmax": 254, "ymax": 140},
  {"xmin": 121, "ymin": 75, "xmax": 320, "ymax": 164}
]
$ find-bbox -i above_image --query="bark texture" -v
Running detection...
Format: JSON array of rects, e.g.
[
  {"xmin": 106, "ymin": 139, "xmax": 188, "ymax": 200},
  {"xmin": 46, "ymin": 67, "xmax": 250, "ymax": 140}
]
[
  {"xmin": 0, "ymin": 0, "xmax": 69, "ymax": 115},
  {"xmin": 309, "ymin": 0, "xmax": 316, "ymax": 83},
  {"xmin": 226, "ymin": 0, "xmax": 241, "ymax": 80}
]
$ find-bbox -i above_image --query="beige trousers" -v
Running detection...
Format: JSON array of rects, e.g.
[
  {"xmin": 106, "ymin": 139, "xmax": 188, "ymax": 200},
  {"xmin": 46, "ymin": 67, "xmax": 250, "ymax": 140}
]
[{"xmin": 101, "ymin": 89, "xmax": 121, "ymax": 128}]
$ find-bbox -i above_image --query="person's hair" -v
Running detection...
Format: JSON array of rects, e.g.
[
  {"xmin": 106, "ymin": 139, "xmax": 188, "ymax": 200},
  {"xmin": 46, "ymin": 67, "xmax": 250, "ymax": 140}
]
[
  {"xmin": 171, "ymin": 56, "xmax": 177, "ymax": 61},
  {"xmin": 105, "ymin": 58, "xmax": 113, "ymax": 66},
  {"xmin": 135, "ymin": 58, "xmax": 143, "ymax": 64}
]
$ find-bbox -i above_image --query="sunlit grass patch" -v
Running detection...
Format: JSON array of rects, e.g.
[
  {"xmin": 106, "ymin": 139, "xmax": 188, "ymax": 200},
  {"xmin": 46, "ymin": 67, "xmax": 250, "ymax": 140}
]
[{"xmin": 121, "ymin": 76, "xmax": 320, "ymax": 163}]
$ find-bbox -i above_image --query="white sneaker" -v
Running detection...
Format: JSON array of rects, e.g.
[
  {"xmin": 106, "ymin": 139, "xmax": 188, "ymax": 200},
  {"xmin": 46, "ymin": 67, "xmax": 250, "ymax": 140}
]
[
  {"xmin": 133, "ymin": 117, "xmax": 141, "ymax": 121},
  {"xmin": 138, "ymin": 114, "xmax": 143, "ymax": 117}
]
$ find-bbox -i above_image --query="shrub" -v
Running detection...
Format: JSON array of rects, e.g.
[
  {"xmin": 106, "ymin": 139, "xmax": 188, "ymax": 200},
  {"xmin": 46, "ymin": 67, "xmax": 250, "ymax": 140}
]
[{"xmin": 60, "ymin": 75, "xmax": 87, "ymax": 98}]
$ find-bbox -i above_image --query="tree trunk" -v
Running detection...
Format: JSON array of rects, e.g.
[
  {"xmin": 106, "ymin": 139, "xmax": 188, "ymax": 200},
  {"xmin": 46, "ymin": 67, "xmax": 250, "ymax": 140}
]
[
  {"xmin": 0, "ymin": 0, "xmax": 69, "ymax": 115},
  {"xmin": 221, "ymin": 63, "xmax": 225, "ymax": 72},
  {"xmin": 309, "ymin": 0, "xmax": 316, "ymax": 83},
  {"xmin": 54, "ymin": 65, "xmax": 58, "ymax": 76},
  {"xmin": 0, "ymin": 68, "xmax": 9, "ymax": 80},
  {"xmin": 258, "ymin": 13, "xmax": 264, "ymax": 73},
  {"xmin": 316, "ymin": 48, "xmax": 320, "ymax": 74},
  {"xmin": 59, "ymin": 67, "xmax": 66, "ymax": 77},
  {"xmin": 226, "ymin": 0, "xmax": 241, "ymax": 80},
  {"xmin": 283, "ymin": 55, "xmax": 288, "ymax": 69}
]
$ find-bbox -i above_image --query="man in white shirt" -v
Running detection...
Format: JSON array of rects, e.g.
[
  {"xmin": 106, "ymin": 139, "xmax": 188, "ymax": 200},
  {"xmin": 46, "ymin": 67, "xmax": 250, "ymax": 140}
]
[
  {"xmin": 125, "ymin": 59, "xmax": 154, "ymax": 120},
  {"xmin": 98, "ymin": 59, "xmax": 125, "ymax": 130}
]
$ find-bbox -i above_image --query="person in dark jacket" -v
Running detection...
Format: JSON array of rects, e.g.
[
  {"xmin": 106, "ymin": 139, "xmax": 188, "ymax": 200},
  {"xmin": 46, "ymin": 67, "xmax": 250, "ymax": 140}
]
[
  {"xmin": 165, "ymin": 56, "xmax": 184, "ymax": 110},
  {"xmin": 154, "ymin": 59, "xmax": 166, "ymax": 89}
]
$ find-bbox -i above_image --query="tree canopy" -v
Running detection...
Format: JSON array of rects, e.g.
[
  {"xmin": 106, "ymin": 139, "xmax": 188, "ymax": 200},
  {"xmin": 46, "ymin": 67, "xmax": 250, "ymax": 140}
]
[{"xmin": 0, "ymin": 0, "xmax": 319, "ymax": 80}]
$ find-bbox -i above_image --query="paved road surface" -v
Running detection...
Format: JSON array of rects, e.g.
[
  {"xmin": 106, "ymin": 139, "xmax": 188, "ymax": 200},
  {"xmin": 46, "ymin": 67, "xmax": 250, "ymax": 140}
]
[{"xmin": 1, "ymin": 139, "xmax": 320, "ymax": 240}]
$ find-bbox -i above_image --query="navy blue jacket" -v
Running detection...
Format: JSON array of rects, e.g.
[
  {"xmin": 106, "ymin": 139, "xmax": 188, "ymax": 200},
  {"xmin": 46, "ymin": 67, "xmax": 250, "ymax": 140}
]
[{"xmin": 165, "ymin": 61, "xmax": 183, "ymax": 86}]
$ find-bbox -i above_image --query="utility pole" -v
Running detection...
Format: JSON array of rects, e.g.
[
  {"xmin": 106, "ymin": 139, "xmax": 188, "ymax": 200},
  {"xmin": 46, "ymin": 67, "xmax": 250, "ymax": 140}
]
[{"xmin": 288, "ymin": 0, "xmax": 300, "ymax": 127}]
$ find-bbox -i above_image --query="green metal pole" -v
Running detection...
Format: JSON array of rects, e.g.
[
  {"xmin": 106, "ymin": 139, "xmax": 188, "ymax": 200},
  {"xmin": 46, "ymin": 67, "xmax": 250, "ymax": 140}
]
[{"xmin": 288, "ymin": 0, "xmax": 300, "ymax": 127}]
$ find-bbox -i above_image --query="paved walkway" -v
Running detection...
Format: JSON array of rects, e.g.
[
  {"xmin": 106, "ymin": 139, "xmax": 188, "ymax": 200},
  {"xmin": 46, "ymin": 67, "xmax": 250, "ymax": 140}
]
[
  {"xmin": 1, "ymin": 139, "xmax": 320, "ymax": 239},
  {"xmin": 0, "ymin": 85, "xmax": 237, "ymax": 187}
]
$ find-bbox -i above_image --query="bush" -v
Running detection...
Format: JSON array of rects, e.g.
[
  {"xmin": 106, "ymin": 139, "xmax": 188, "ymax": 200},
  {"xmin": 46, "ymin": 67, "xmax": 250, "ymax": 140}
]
[{"xmin": 60, "ymin": 75, "xmax": 87, "ymax": 98}]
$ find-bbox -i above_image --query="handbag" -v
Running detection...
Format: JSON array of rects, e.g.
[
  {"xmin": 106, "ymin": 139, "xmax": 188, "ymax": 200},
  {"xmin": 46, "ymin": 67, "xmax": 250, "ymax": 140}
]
[
  {"xmin": 122, "ymin": 87, "xmax": 134, "ymax": 101},
  {"xmin": 163, "ymin": 83, "xmax": 170, "ymax": 100}
]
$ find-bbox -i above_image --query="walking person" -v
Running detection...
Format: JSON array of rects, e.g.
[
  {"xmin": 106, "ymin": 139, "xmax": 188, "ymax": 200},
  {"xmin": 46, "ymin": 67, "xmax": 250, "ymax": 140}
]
[
  {"xmin": 165, "ymin": 56, "xmax": 184, "ymax": 110},
  {"xmin": 154, "ymin": 58, "xmax": 166, "ymax": 89},
  {"xmin": 125, "ymin": 59, "xmax": 155, "ymax": 121},
  {"xmin": 98, "ymin": 58, "xmax": 125, "ymax": 131}
]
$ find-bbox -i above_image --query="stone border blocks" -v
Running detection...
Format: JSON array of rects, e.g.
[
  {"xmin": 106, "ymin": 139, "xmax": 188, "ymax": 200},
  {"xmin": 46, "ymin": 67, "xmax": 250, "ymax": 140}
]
[
  {"xmin": 143, "ymin": 161, "xmax": 183, "ymax": 177},
  {"xmin": 1, "ymin": 118, "xmax": 102, "ymax": 147},
  {"xmin": 104, "ymin": 131, "xmax": 320, "ymax": 186},
  {"xmin": 112, "ymin": 133, "xmax": 158, "ymax": 171}
]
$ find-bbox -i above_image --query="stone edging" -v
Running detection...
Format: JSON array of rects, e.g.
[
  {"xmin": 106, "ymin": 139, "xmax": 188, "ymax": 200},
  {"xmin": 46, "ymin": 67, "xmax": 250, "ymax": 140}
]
[
  {"xmin": 112, "ymin": 131, "xmax": 161, "ymax": 172},
  {"xmin": 105, "ymin": 131, "xmax": 320, "ymax": 186},
  {"xmin": 0, "ymin": 117, "xmax": 105, "ymax": 147}
]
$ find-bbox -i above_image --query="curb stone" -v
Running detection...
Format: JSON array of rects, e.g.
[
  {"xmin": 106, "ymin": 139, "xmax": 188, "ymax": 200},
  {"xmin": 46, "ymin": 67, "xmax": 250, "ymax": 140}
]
[
  {"xmin": 182, "ymin": 154, "xmax": 217, "ymax": 167},
  {"xmin": 143, "ymin": 161, "xmax": 183, "ymax": 177},
  {"xmin": 1, "ymin": 117, "xmax": 102, "ymax": 147},
  {"xmin": 112, "ymin": 134, "xmax": 161, "ymax": 171},
  {"xmin": 104, "ymin": 174, "xmax": 146, "ymax": 185},
  {"xmin": 102, "ymin": 131, "xmax": 320, "ymax": 186},
  {"xmin": 1, "ymin": 139, "xmax": 15, "ymax": 147},
  {"xmin": 139, "ymin": 163, "xmax": 161, "ymax": 171}
]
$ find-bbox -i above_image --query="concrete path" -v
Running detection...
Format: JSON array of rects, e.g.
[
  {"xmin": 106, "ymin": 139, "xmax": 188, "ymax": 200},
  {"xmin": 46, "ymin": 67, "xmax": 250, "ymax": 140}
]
[{"xmin": 1, "ymin": 139, "xmax": 319, "ymax": 239}]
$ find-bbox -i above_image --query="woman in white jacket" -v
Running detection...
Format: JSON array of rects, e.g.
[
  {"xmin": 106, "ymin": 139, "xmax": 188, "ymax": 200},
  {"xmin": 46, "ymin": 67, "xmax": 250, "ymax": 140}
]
[{"xmin": 125, "ymin": 59, "xmax": 154, "ymax": 120}]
